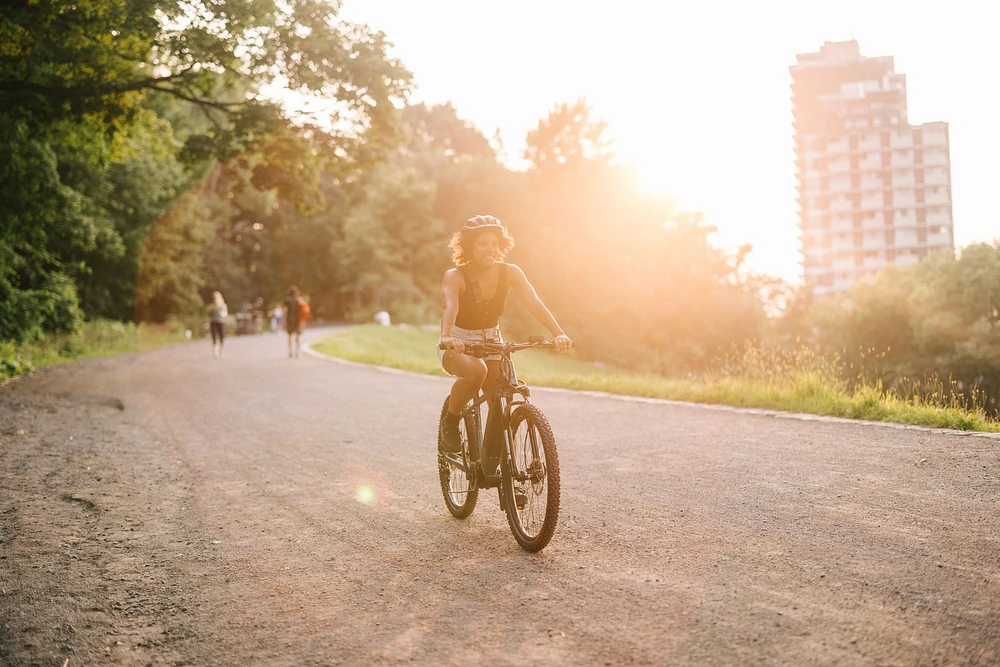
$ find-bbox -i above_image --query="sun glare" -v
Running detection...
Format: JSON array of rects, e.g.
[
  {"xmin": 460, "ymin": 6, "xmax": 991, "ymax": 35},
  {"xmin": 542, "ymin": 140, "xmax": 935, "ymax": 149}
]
[
  {"xmin": 354, "ymin": 485, "xmax": 376, "ymax": 504},
  {"xmin": 636, "ymin": 162, "xmax": 673, "ymax": 196}
]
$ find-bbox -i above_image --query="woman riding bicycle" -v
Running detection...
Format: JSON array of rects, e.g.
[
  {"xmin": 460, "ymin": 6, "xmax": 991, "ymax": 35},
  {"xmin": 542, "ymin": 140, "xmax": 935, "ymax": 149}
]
[{"xmin": 438, "ymin": 215, "xmax": 572, "ymax": 453}]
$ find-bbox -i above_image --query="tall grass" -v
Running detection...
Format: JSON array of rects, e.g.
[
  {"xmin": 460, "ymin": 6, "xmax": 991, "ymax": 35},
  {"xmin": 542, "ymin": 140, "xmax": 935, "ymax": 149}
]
[
  {"xmin": 313, "ymin": 325, "xmax": 999, "ymax": 433},
  {"xmin": 708, "ymin": 343, "xmax": 995, "ymax": 431}
]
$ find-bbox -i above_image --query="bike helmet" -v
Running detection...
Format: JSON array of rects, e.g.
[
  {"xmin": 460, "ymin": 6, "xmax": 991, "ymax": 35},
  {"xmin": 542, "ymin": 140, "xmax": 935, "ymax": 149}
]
[{"xmin": 462, "ymin": 215, "xmax": 505, "ymax": 231}]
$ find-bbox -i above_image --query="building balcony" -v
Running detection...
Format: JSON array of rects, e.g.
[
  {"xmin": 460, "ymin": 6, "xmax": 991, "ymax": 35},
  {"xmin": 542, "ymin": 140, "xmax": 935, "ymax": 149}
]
[
  {"xmin": 826, "ymin": 176, "xmax": 849, "ymax": 191},
  {"xmin": 926, "ymin": 191, "xmax": 951, "ymax": 206},
  {"xmin": 921, "ymin": 124, "xmax": 949, "ymax": 145},
  {"xmin": 927, "ymin": 213, "xmax": 952, "ymax": 228},
  {"xmin": 827, "ymin": 138, "xmax": 850, "ymax": 154},
  {"xmin": 861, "ymin": 195, "xmax": 884, "ymax": 210},
  {"xmin": 804, "ymin": 264, "xmax": 832, "ymax": 276},
  {"xmin": 858, "ymin": 135, "xmax": 881, "ymax": 151},
  {"xmin": 861, "ymin": 214, "xmax": 885, "ymax": 230},
  {"xmin": 889, "ymin": 131, "xmax": 913, "ymax": 148},
  {"xmin": 924, "ymin": 170, "xmax": 950, "ymax": 186},
  {"xmin": 829, "ymin": 159, "xmax": 851, "ymax": 173},
  {"xmin": 860, "ymin": 175, "xmax": 883, "ymax": 190},
  {"xmin": 923, "ymin": 151, "xmax": 950, "ymax": 166},
  {"xmin": 891, "ymin": 154, "xmax": 914, "ymax": 168}
]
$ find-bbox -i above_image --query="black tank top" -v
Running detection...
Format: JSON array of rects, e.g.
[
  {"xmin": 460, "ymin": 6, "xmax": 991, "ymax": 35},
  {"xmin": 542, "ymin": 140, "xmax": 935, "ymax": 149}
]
[{"xmin": 455, "ymin": 264, "xmax": 509, "ymax": 329}]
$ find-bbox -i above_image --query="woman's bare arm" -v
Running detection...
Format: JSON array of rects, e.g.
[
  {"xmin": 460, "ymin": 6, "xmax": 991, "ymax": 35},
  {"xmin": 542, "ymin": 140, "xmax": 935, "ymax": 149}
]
[
  {"xmin": 507, "ymin": 264, "xmax": 572, "ymax": 351},
  {"xmin": 440, "ymin": 269, "xmax": 466, "ymax": 352}
]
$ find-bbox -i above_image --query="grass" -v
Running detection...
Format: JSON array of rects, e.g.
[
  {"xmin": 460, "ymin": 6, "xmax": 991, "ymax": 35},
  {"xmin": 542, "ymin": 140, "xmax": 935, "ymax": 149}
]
[
  {"xmin": 1, "ymin": 319, "xmax": 194, "ymax": 382},
  {"xmin": 313, "ymin": 324, "xmax": 1000, "ymax": 433}
]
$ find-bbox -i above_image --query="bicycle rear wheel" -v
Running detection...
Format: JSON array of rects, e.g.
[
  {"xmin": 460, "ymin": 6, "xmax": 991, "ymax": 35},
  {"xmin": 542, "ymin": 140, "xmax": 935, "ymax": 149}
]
[
  {"xmin": 501, "ymin": 403, "xmax": 560, "ymax": 552},
  {"xmin": 438, "ymin": 397, "xmax": 479, "ymax": 519}
]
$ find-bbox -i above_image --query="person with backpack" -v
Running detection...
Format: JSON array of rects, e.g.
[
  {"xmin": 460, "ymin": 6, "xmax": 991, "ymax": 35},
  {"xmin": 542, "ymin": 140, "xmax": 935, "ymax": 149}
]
[{"xmin": 283, "ymin": 286, "xmax": 310, "ymax": 358}]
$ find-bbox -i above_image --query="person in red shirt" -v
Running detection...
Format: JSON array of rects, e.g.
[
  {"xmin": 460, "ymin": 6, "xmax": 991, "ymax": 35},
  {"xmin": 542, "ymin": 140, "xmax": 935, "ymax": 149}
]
[{"xmin": 282, "ymin": 286, "xmax": 308, "ymax": 359}]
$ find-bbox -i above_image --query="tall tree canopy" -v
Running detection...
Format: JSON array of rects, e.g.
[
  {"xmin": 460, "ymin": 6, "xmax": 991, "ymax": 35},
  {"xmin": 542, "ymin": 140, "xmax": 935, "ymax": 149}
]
[{"xmin": 1, "ymin": 0, "xmax": 411, "ymax": 343}]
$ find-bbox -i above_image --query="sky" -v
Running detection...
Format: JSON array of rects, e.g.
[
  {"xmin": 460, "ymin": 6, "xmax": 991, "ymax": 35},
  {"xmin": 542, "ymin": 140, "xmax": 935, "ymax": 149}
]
[{"xmin": 338, "ymin": 0, "xmax": 999, "ymax": 282}]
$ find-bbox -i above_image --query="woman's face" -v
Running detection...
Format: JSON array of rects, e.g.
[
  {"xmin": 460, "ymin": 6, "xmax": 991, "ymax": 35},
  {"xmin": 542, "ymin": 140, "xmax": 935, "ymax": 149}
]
[{"xmin": 470, "ymin": 231, "xmax": 500, "ymax": 267}]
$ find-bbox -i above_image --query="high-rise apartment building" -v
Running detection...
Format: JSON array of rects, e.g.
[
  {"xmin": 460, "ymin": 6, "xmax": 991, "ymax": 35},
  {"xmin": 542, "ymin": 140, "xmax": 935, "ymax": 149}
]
[{"xmin": 791, "ymin": 40, "xmax": 954, "ymax": 296}]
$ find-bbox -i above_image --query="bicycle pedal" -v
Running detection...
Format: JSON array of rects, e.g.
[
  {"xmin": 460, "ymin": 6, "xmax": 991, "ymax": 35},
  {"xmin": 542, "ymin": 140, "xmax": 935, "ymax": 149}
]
[{"xmin": 514, "ymin": 487, "xmax": 527, "ymax": 510}]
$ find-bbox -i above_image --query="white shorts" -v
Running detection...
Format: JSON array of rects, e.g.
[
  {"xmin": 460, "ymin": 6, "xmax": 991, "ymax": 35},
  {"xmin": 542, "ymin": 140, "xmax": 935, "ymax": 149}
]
[{"xmin": 439, "ymin": 325, "xmax": 503, "ymax": 375}]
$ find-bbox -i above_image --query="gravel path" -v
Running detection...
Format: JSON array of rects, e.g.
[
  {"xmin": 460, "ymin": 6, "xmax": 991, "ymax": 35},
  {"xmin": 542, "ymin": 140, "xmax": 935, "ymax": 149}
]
[{"xmin": 2, "ymin": 328, "xmax": 999, "ymax": 666}]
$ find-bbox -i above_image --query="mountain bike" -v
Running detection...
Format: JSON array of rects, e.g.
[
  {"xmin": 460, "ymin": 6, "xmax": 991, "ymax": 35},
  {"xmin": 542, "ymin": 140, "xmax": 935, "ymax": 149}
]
[{"xmin": 437, "ymin": 337, "xmax": 561, "ymax": 552}]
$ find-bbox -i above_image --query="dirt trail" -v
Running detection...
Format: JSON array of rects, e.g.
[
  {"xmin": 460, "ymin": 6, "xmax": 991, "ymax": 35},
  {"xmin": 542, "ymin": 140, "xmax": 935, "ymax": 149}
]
[{"xmin": 2, "ymin": 329, "xmax": 999, "ymax": 665}]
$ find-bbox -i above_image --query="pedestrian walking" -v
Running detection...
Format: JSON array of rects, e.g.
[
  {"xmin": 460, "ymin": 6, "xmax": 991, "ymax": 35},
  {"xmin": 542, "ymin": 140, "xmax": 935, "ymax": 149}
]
[
  {"xmin": 208, "ymin": 291, "xmax": 228, "ymax": 359},
  {"xmin": 283, "ymin": 286, "xmax": 310, "ymax": 358}
]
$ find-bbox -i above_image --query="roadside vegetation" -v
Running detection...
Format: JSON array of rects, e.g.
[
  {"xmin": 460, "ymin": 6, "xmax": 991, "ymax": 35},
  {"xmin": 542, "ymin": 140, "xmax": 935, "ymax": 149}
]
[
  {"xmin": 314, "ymin": 325, "xmax": 1000, "ymax": 433},
  {"xmin": 1, "ymin": 320, "xmax": 193, "ymax": 382}
]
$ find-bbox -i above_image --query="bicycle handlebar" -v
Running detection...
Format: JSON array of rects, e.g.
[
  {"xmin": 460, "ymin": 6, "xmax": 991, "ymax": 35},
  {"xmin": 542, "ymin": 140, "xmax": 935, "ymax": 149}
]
[{"xmin": 437, "ymin": 338, "xmax": 564, "ymax": 354}]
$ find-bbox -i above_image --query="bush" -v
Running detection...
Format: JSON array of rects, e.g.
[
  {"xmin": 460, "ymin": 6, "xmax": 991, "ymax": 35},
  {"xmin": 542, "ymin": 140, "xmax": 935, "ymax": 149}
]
[{"xmin": 0, "ymin": 340, "xmax": 32, "ymax": 381}]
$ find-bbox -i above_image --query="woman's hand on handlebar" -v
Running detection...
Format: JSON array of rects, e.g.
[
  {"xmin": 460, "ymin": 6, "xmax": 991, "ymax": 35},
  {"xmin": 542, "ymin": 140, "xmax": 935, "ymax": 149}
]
[
  {"xmin": 439, "ymin": 336, "xmax": 465, "ymax": 354},
  {"xmin": 552, "ymin": 334, "xmax": 573, "ymax": 353}
]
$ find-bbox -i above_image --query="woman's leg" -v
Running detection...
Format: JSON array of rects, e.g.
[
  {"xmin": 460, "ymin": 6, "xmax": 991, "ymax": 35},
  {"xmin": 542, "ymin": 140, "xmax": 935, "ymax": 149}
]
[
  {"xmin": 211, "ymin": 323, "xmax": 220, "ymax": 358},
  {"xmin": 441, "ymin": 351, "xmax": 488, "ymax": 415}
]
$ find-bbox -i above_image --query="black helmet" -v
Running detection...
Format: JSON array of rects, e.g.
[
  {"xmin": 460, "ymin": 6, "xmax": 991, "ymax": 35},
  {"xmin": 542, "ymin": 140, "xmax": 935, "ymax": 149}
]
[{"xmin": 462, "ymin": 215, "xmax": 504, "ymax": 231}]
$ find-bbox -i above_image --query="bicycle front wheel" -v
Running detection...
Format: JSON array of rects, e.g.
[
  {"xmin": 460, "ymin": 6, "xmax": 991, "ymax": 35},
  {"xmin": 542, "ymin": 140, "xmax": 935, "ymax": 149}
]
[
  {"xmin": 438, "ymin": 397, "xmax": 479, "ymax": 519},
  {"xmin": 501, "ymin": 403, "xmax": 560, "ymax": 552}
]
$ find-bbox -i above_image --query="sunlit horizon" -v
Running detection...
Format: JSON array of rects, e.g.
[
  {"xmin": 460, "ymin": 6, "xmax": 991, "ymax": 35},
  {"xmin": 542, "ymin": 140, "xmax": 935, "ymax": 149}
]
[{"xmin": 336, "ymin": 0, "xmax": 998, "ymax": 284}]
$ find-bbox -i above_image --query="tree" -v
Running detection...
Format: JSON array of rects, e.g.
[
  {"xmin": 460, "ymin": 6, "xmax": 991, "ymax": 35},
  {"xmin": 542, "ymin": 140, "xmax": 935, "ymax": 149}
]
[
  {"xmin": 1, "ymin": 0, "xmax": 412, "ymax": 340},
  {"xmin": 0, "ymin": 120, "xmax": 93, "ymax": 343},
  {"xmin": 1, "ymin": 0, "xmax": 411, "ymax": 155},
  {"xmin": 337, "ymin": 164, "xmax": 444, "ymax": 322},
  {"xmin": 524, "ymin": 98, "xmax": 612, "ymax": 169},
  {"xmin": 803, "ymin": 242, "xmax": 1000, "ymax": 414},
  {"xmin": 514, "ymin": 100, "xmax": 766, "ymax": 370}
]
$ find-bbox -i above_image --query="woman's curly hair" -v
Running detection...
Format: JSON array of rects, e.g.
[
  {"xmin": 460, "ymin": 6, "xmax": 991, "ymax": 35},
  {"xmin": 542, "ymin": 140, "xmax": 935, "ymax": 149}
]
[{"xmin": 448, "ymin": 224, "xmax": 515, "ymax": 266}]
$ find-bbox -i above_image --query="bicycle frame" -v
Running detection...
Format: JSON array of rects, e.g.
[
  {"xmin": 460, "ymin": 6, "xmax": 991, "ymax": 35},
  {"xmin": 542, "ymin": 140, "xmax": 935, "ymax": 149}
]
[{"xmin": 438, "ymin": 340, "xmax": 549, "ymax": 488}]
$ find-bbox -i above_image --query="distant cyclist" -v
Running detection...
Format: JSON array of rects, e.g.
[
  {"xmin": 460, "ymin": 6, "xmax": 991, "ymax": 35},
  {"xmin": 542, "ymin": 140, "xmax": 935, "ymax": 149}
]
[{"xmin": 438, "ymin": 215, "xmax": 572, "ymax": 452}]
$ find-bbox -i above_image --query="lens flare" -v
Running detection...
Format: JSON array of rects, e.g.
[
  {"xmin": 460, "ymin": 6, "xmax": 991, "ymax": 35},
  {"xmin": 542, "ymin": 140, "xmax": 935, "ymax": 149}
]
[{"xmin": 354, "ymin": 485, "xmax": 376, "ymax": 504}]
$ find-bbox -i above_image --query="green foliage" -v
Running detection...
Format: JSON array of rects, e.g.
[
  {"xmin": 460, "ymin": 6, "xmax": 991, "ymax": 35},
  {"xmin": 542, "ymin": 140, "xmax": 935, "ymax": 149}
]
[
  {"xmin": 337, "ymin": 165, "xmax": 445, "ymax": 321},
  {"xmin": 1, "ymin": 0, "xmax": 409, "ymax": 347},
  {"xmin": 1, "ymin": 0, "xmax": 411, "ymax": 155},
  {"xmin": 0, "ymin": 120, "xmax": 90, "ymax": 343},
  {"xmin": 314, "ymin": 326, "xmax": 999, "ymax": 433},
  {"xmin": 804, "ymin": 242, "xmax": 1000, "ymax": 415},
  {"xmin": 0, "ymin": 340, "xmax": 33, "ymax": 380},
  {"xmin": 525, "ymin": 98, "xmax": 612, "ymax": 168},
  {"xmin": 135, "ymin": 182, "xmax": 218, "ymax": 321},
  {"xmin": 0, "ymin": 319, "xmax": 191, "ymax": 382}
]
